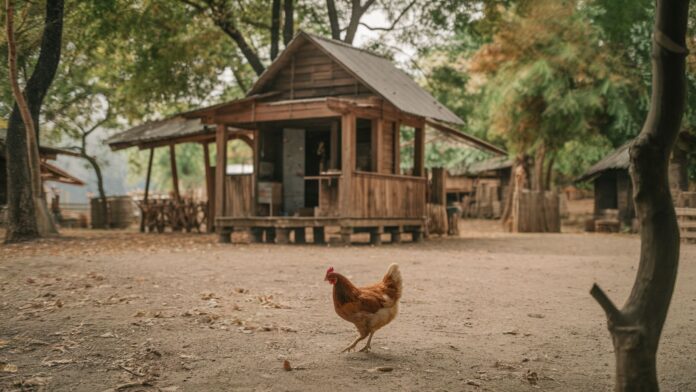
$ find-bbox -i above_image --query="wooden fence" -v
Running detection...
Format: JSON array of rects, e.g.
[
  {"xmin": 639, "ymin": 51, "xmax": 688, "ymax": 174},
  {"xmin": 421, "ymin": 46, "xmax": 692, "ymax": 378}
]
[
  {"xmin": 676, "ymin": 207, "xmax": 696, "ymax": 241},
  {"xmin": 351, "ymin": 171, "xmax": 426, "ymax": 219},
  {"xmin": 512, "ymin": 190, "xmax": 560, "ymax": 233}
]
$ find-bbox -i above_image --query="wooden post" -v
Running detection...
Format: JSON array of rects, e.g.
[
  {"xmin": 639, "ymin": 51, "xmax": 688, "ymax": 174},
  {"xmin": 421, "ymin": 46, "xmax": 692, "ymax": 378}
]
[
  {"xmin": 215, "ymin": 124, "xmax": 228, "ymax": 224},
  {"xmin": 390, "ymin": 226, "xmax": 403, "ymax": 244},
  {"xmin": 330, "ymin": 120, "xmax": 338, "ymax": 170},
  {"xmin": 371, "ymin": 118, "xmax": 382, "ymax": 172},
  {"xmin": 414, "ymin": 127, "xmax": 425, "ymax": 177},
  {"xmin": 253, "ymin": 129, "xmax": 260, "ymax": 215},
  {"xmin": 294, "ymin": 228, "xmax": 306, "ymax": 244},
  {"xmin": 340, "ymin": 226, "xmax": 352, "ymax": 245},
  {"xmin": 141, "ymin": 147, "xmax": 155, "ymax": 233},
  {"xmin": 169, "ymin": 144, "xmax": 180, "ymax": 201},
  {"xmin": 369, "ymin": 226, "xmax": 383, "ymax": 246},
  {"xmin": 313, "ymin": 227, "xmax": 325, "ymax": 244},
  {"xmin": 202, "ymin": 142, "xmax": 213, "ymax": 232},
  {"xmin": 394, "ymin": 121, "xmax": 401, "ymax": 175},
  {"xmin": 339, "ymin": 113, "xmax": 356, "ymax": 217}
]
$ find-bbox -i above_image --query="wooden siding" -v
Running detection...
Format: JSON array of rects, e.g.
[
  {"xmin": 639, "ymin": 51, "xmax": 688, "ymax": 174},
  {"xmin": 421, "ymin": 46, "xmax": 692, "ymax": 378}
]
[
  {"xmin": 225, "ymin": 175, "xmax": 254, "ymax": 217},
  {"xmin": 676, "ymin": 207, "xmax": 696, "ymax": 240},
  {"xmin": 350, "ymin": 171, "xmax": 426, "ymax": 219},
  {"xmin": 381, "ymin": 121, "xmax": 395, "ymax": 174},
  {"xmin": 263, "ymin": 42, "xmax": 372, "ymax": 100}
]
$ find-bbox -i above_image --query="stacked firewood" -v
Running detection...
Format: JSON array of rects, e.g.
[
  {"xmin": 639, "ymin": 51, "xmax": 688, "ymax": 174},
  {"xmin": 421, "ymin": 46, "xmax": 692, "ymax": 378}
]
[{"xmin": 138, "ymin": 199, "xmax": 208, "ymax": 233}]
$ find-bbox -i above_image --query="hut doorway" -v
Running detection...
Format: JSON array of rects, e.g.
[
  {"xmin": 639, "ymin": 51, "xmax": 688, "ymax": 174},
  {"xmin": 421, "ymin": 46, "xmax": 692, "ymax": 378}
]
[{"xmin": 282, "ymin": 128, "xmax": 306, "ymax": 215}]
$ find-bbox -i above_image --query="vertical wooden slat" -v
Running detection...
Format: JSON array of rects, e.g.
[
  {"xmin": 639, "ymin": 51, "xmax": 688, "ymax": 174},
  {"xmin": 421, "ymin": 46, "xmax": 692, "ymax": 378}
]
[
  {"xmin": 169, "ymin": 144, "xmax": 180, "ymax": 201},
  {"xmin": 414, "ymin": 127, "xmax": 425, "ymax": 177},
  {"xmin": 215, "ymin": 124, "xmax": 228, "ymax": 219},
  {"xmin": 253, "ymin": 128, "xmax": 260, "ymax": 215},
  {"xmin": 340, "ymin": 113, "xmax": 356, "ymax": 217}
]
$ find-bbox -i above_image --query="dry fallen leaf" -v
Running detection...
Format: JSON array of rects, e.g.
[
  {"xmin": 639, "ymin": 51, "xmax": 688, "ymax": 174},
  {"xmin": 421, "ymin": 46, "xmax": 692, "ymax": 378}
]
[{"xmin": 1, "ymin": 363, "xmax": 18, "ymax": 373}]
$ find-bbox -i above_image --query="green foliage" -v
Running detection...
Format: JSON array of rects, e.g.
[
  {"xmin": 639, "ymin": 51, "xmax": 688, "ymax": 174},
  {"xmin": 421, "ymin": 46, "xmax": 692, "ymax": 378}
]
[{"xmin": 470, "ymin": 1, "xmax": 638, "ymax": 158}]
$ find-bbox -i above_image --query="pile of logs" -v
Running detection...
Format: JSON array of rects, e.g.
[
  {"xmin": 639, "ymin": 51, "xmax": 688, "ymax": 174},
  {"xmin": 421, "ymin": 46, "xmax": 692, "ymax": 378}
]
[{"xmin": 138, "ymin": 199, "xmax": 208, "ymax": 233}]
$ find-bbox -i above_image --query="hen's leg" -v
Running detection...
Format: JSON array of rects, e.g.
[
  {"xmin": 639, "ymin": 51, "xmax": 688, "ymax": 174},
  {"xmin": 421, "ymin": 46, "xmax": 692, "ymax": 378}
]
[
  {"xmin": 359, "ymin": 331, "xmax": 375, "ymax": 352},
  {"xmin": 341, "ymin": 333, "xmax": 367, "ymax": 353}
]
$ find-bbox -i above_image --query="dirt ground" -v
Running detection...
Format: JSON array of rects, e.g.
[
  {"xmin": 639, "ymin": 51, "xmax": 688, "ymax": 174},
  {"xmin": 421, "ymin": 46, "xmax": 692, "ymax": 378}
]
[{"xmin": 0, "ymin": 221, "xmax": 695, "ymax": 392}]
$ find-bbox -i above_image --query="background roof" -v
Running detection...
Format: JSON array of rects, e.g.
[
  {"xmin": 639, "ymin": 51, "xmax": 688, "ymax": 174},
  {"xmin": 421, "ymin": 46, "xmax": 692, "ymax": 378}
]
[
  {"xmin": 576, "ymin": 142, "xmax": 631, "ymax": 182},
  {"xmin": 107, "ymin": 116, "xmax": 211, "ymax": 150}
]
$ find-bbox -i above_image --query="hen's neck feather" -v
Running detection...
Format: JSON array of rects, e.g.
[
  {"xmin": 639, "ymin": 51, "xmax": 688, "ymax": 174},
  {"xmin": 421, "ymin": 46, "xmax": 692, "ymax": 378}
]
[{"xmin": 331, "ymin": 273, "xmax": 359, "ymax": 304}]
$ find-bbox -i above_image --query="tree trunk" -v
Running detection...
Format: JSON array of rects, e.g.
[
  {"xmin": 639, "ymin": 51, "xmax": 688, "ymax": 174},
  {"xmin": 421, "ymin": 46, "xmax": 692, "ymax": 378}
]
[
  {"xmin": 326, "ymin": 0, "xmax": 341, "ymax": 40},
  {"xmin": 532, "ymin": 143, "xmax": 545, "ymax": 191},
  {"xmin": 283, "ymin": 0, "xmax": 294, "ymax": 46},
  {"xmin": 544, "ymin": 152, "xmax": 556, "ymax": 191},
  {"xmin": 590, "ymin": 1, "xmax": 689, "ymax": 390},
  {"xmin": 84, "ymin": 154, "xmax": 109, "ymax": 229},
  {"xmin": 270, "ymin": 0, "xmax": 281, "ymax": 60},
  {"xmin": 501, "ymin": 154, "xmax": 526, "ymax": 230},
  {"xmin": 4, "ymin": 0, "xmax": 64, "ymax": 243}
]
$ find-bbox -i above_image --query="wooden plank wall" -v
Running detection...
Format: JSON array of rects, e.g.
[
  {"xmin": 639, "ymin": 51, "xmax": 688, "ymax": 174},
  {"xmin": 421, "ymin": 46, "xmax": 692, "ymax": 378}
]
[
  {"xmin": 513, "ymin": 190, "xmax": 560, "ymax": 232},
  {"xmin": 266, "ymin": 42, "xmax": 372, "ymax": 100},
  {"xmin": 225, "ymin": 175, "xmax": 254, "ymax": 217},
  {"xmin": 350, "ymin": 172, "xmax": 426, "ymax": 218}
]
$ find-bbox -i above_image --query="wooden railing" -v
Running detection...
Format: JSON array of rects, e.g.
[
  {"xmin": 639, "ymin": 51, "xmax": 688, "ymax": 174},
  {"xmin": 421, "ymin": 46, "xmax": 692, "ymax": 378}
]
[
  {"xmin": 225, "ymin": 175, "xmax": 254, "ymax": 217},
  {"xmin": 351, "ymin": 171, "xmax": 426, "ymax": 219},
  {"xmin": 676, "ymin": 207, "xmax": 696, "ymax": 241}
]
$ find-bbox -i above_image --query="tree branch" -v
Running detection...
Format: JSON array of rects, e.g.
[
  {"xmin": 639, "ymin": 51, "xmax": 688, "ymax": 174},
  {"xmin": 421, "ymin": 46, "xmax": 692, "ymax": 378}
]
[
  {"xmin": 357, "ymin": 0, "xmax": 416, "ymax": 32},
  {"xmin": 326, "ymin": 0, "xmax": 340, "ymax": 40}
]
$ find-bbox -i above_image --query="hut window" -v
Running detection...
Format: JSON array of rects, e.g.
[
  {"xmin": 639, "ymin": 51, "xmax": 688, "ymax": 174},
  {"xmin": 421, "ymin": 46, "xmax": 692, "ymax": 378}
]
[
  {"xmin": 355, "ymin": 118, "xmax": 373, "ymax": 172},
  {"xmin": 225, "ymin": 139, "xmax": 254, "ymax": 175},
  {"xmin": 399, "ymin": 125, "xmax": 415, "ymax": 176}
]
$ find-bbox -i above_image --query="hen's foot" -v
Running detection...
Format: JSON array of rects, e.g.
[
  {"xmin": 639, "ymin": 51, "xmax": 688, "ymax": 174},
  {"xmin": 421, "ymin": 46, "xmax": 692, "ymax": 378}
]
[
  {"xmin": 359, "ymin": 344, "xmax": 371, "ymax": 353},
  {"xmin": 341, "ymin": 344, "xmax": 357, "ymax": 353}
]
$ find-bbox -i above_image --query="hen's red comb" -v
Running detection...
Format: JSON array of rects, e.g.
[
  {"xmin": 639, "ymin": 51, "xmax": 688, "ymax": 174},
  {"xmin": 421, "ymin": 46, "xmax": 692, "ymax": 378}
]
[{"xmin": 326, "ymin": 267, "xmax": 334, "ymax": 274}]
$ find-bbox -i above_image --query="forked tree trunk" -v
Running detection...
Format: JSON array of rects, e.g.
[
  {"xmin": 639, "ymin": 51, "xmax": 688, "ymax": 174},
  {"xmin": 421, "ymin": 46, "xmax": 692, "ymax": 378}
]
[
  {"xmin": 590, "ymin": 1, "xmax": 689, "ymax": 390},
  {"xmin": 5, "ymin": 0, "xmax": 63, "ymax": 242}
]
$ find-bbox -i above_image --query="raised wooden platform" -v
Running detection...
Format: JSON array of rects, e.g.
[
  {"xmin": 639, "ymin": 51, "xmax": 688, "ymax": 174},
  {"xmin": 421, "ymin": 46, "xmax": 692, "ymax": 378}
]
[{"xmin": 215, "ymin": 216, "xmax": 425, "ymax": 245}]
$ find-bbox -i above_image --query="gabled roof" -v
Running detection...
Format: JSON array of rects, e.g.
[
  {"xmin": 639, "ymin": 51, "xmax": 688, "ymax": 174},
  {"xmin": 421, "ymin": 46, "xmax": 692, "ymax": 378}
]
[
  {"xmin": 576, "ymin": 142, "xmax": 631, "ymax": 182},
  {"xmin": 248, "ymin": 31, "xmax": 464, "ymax": 125}
]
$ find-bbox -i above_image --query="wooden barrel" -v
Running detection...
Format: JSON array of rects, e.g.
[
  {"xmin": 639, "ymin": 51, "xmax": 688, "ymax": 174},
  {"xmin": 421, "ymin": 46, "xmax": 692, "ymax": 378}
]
[
  {"xmin": 90, "ymin": 196, "xmax": 134, "ymax": 229},
  {"xmin": 90, "ymin": 197, "xmax": 107, "ymax": 229},
  {"xmin": 108, "ymin": 196, "xmax": 133, "ymax": 229}
]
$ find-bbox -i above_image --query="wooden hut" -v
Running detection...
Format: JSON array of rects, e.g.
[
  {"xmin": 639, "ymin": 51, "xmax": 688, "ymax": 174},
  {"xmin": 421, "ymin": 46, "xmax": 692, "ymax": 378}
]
[
  {"xmin": 576, "ymin": 143, "xmax": 634, "ymax": 229},
  {"xmin": 578, "ymin": 135, "xmax": 694, "ymax": 231},
  {"xmin": 447, "ymin": 156, "xmax": 513, "ymax": 219},
  {"xmin": 190, "ymin": 32, "xmax": 504, "ymax": 244}
]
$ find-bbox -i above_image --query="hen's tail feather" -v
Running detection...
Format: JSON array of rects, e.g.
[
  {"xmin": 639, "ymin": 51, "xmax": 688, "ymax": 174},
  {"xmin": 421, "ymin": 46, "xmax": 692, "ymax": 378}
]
[{"xmin": 383, "ymin": 263, "xmax": 402, "ymax": 301}]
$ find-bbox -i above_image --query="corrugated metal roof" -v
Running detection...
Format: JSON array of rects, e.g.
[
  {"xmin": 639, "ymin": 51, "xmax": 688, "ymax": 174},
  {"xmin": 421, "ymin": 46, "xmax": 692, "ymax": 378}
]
[
  {"xmin": 107, "ymin": 116, "xmax": 211, "ymax": 151},
  {"xmin": 576, "ymin": 142, "xmax": 631, "ymax": 182},
  {"xmin": 249, "ymin": 32, "xmax": 464, "ymax": 125}
]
